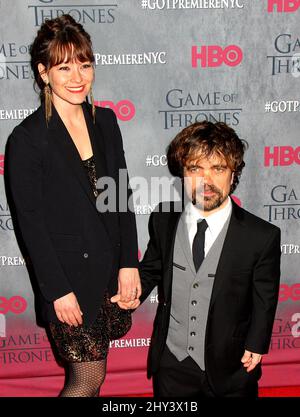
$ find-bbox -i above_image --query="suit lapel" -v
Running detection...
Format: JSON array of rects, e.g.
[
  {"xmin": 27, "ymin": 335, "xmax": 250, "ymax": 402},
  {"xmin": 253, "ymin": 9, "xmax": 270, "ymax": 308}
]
[
  {"xmin": 177, "ymin": 216, "xmax": 196, "ymax": 275},
  {"xmin": 163, "ymin": 207, "xmax": 182, "ymax": 300},
  {"xmin": 82, "ymin": 102, "xmax": 108, "ymax": 180},
  {"xmin": 209, "ymin": 200, "xmax": 245, "ymax": 308}
]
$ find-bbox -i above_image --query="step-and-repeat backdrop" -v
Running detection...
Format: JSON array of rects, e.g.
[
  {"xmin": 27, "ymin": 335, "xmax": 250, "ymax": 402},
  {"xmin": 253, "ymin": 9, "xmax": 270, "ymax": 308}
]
[{"xmin": 0, "ymin": 0, "xmax": 299, "ymax": 396}]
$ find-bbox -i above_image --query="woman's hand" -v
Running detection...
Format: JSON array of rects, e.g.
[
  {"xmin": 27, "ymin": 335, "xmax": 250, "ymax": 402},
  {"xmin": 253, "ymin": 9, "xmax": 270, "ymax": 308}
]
[
  {"xmin": 113, "ymin": 298, "xmax": 141, "ymax": 310},
  {"xmin": 110, "ymin": 267, "xmax": 142, "ymax": 306},
  {"xmin": 53, "ymin": 291, "xmax": 83, "ymax": 326}
]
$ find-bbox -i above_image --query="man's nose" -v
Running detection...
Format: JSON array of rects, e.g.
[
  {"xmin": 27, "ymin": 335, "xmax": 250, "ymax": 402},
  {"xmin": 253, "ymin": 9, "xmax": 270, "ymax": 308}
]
[{"xmin": 203, "ymin": 169, "xmax": 212, "ymax": 181}]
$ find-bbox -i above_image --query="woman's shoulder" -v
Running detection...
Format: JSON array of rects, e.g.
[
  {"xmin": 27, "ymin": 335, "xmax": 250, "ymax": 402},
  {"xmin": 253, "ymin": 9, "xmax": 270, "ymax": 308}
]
[
  {"xmin": 84, "ymin": 101, "xmax": 116, "ymax": 122},
  {"xmin": 9, "ymin": 106, "xmax": 47, "ymax": 148},
  {"xmin": 13, "ymin": 105, "xmax": 46, "ymax": 135}
]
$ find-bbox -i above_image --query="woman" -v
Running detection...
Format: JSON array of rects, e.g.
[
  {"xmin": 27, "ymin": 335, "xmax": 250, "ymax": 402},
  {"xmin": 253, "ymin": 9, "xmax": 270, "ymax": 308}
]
[{"xmin": 6, "ymin": 15, "xmax": 141, "ymax": 397}]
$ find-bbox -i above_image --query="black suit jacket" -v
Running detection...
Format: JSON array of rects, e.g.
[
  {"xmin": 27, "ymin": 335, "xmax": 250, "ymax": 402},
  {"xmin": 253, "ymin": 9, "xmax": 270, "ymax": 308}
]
[
  {"xmin": 5, "ymin": 102, "xmax": 138, "ymax": 326},
  {"xmin": 140, "ymin": 200, "xmax": 281, "ymax": 396}
]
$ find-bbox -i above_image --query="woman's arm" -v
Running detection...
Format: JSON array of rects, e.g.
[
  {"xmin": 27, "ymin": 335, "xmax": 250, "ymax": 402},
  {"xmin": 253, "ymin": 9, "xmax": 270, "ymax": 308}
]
[{"xmin": 6, "ymin": 125, "xmax": 73, "ymax": 302}]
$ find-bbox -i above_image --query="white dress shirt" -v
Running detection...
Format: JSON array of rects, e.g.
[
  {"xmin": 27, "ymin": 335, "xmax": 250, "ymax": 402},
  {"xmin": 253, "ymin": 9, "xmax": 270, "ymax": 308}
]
[{"xmin": 184, "ymin": 197, "xmax": 232, "ymax": 257}]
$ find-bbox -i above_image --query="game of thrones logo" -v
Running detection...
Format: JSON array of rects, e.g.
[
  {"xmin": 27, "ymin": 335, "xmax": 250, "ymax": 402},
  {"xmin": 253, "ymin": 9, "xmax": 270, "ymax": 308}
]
[
  {"xmin": 268, "ymin": 33, "xmax": 300, "ymax": 76},
  {"xmin": 29, "ymin": 0, "xmax": 118, "ymax": 26},
  {"xmin": 264, "ymin": 185, "xmax": 300, "ymax": 222},
  {"xmin": 159, "ymin": 88, "xmax": 242, "ymax": 129},
  {"xmin": 0, "ymin": 332, "xmax": 54, "ymax": 365}
]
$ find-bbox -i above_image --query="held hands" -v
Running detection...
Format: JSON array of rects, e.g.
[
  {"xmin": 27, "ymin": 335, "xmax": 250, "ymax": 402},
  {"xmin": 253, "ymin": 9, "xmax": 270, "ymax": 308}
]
[
  {"xmin": 110, "ymin": 267, "xmax": 141, "ymax": 310},
  {"xmin": 53, "ymin": 291, "xmax": 83, "ymax": 326},
  {"xmin": 241, "ymin": 350, "xmax": 262, "ymax": 372}
]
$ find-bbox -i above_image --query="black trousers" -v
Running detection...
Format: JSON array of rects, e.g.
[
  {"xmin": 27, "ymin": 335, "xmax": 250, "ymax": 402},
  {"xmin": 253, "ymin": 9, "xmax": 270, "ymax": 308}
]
[
  {"xmin": 152, "ymin": 345, "xmax": 215, "ymax": 398},
  {"xmin": 152, "ymin": 345, "xmax": 258, "ymax": 398}
]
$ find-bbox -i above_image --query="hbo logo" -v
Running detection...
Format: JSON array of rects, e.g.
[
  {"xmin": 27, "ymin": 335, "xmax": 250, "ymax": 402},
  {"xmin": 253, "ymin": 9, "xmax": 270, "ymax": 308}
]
[
  {"xmin": 268, "ymin": 0, "xmax": 300, "ymax": 12},
  {"xmin": 264, "ymin": 146, "xmax": 300, "ymax": 166},
  {"xmin": 0, "ymin": 296, "xmax": 27, "ymax": 315},
  {"xmin": 94, "ymin": 100, "xmax": 135, "ymax": 121},
  {"xmin": 192, "ymin": 45, "xmax": 243, "ymax": 68}
]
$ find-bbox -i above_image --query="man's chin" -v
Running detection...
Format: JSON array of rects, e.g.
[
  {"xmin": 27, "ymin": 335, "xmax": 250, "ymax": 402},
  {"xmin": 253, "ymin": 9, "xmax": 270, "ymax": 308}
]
[{"xmin": 193, "ymin": 197, "xmax": 223, "ymax": 212}]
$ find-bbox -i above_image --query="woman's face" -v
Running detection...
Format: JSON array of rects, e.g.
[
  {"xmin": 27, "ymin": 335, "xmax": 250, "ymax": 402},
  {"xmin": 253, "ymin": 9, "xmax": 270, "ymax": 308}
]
[{"xmin": 38, "ymin": 59, "xmax": 94, "ymax": 109}]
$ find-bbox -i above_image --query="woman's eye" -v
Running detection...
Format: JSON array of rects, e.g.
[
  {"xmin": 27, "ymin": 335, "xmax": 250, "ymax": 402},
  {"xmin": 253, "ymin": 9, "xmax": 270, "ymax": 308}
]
[
  {"xmin": 59, "ymin": 66, "xmax": 69, "ymax": 71},
  {"xmin": 82, "ymin": 63, "xmax": 92, "ymax": 69}
]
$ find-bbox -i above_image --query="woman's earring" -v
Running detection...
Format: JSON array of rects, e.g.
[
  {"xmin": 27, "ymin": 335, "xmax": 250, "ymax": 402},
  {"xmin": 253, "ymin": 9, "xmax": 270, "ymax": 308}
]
[
  {"xmin": 44, "ymin": 83, "xmax": 52, "ymax": 126},
  {"xmin": 90, "ymin": 89, "xmax": 96, "ymax": 124}
]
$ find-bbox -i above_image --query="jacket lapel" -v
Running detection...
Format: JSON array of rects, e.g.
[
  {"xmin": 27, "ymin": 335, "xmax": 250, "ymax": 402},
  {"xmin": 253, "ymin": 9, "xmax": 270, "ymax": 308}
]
[
  {"xmin": 177, "ymin": 216, "xmax": 196, "ymax": 275},
  {"xmin": 48, "ymin": 104, "xmax": 98, "ymax": 208},
  {"xmin": 163, "ymin": 207, "xmax": 182, "ymax": 301},
  {"xmin": 209, "ymin": 200, "xmax": 245, "ymax": 309},
  {"xmin": 82, "ymin": 102, "xmax": 108, "ymax": 180}
]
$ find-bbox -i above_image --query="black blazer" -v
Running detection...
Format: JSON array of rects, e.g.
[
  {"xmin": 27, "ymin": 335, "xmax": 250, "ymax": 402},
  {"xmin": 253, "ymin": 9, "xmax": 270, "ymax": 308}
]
[
  {"xmin": 139, "ymin": 200, "xmax": 281, "ymax": 396},
  {"xmin": 5, "ymin": 102, "xmax": 138, "ymax": 326}
]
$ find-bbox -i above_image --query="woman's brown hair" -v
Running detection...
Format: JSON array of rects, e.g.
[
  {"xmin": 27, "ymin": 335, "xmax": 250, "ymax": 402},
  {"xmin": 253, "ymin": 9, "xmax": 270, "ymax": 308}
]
[{"xmin": 30, "ymin": 14, "xmax": 94, "ymax": 93}]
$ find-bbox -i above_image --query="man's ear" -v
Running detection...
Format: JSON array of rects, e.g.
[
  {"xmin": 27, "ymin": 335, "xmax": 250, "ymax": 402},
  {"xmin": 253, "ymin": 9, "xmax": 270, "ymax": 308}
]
[{"xmin": 38, "ymin": 63, "xmax": 48, "ymax": 84}]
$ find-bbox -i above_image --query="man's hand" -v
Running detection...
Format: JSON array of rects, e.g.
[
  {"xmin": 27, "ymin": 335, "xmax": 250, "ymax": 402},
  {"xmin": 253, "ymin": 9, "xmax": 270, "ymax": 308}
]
[
  {"xmin": 110, "ymin": 267, "xmax": 142, "ymax": 303},
  {"xmin": 53, "ymin": 291, "xmax": 83, "ymax": 326},
  {"xmin": 241, "ymin": 350, "xmax": 262, "ymax": 372},
  {"xmin": 111, "ymin": 296, "xmax": 141, "ymax": 310}
]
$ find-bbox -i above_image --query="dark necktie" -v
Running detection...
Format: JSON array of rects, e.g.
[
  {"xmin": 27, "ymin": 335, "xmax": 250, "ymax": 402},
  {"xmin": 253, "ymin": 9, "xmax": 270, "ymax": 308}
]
[{"xmin": 192, "ymin": 219, "xmax": 208, "ymax": 272}]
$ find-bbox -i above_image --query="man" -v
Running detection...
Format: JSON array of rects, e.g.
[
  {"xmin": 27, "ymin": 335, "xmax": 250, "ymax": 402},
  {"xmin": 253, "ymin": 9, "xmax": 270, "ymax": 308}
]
[{"xmin": 118, "ymin": 121, "xmax": 281, "ymax": 397}]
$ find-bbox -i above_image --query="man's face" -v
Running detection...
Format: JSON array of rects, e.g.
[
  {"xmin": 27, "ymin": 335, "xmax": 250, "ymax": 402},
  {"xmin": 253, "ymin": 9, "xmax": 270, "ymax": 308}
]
[{"xmin": 183, "ymin": 152, "xmax": 234, "ymax": 214}]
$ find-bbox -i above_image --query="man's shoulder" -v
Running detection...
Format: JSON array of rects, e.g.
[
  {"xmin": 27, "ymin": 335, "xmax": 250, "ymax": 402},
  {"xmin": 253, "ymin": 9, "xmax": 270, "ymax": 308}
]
[
  {"xmin": 149, "ymin": 201, "xmax": 182, "ymax": 228},
  {"xmin": 235, "ymin": 203, "xmax": 280, "ymax": 235}
]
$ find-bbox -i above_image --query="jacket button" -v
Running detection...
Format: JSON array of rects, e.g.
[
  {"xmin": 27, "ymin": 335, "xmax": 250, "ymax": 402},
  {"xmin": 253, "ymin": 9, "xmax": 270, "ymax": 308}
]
[
  {"xmin": 188, "ymin": 346, "xmax": 194, "ymax": 351},
  {"xmin": 190, "ymin": 332, "xmax": 196, "ymax": 336},
  {"xmin": 193, "ymin": 283, "xmax": 199, "ymax": 289},
  {"xmin": 191, "ymin": 316, "xmax": 196, "ymax": 321},
  {"xmin": 191, "ymin": 300, "xmax": 197, "ymax": 306},
  {"xmin": 83, "ymin": 253, "xmax": 89, "ymax": 258},
  {"xmin": 116, "ymin": 242, "xmax": 120, "ymax": 247}
]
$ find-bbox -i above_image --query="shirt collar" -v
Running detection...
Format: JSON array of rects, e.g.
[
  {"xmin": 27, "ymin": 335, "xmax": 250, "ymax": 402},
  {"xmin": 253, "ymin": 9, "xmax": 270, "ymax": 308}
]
[{"xmin": 184, "ymin": 196, "xmax": 232, "ymax": 233}]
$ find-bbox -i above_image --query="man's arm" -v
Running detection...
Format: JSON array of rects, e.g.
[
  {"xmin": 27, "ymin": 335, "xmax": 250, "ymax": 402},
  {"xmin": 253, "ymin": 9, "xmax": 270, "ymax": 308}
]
[{"xmin": 245, "ymin": 227, "xmax": 281, "ymax": 354}]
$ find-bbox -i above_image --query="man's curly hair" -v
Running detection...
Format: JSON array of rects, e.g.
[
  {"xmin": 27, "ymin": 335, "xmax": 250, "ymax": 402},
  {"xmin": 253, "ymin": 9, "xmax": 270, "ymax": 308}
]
[{"xmin": 167, "ymin": 121, "xmax": 248, "ymax": 194}]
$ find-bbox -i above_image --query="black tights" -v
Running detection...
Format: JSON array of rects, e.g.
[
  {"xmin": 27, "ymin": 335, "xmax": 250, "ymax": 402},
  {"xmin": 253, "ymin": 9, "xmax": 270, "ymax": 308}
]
[{"xmin": 60, "ymin": 359, "xmax": 107, "ymax": 397}]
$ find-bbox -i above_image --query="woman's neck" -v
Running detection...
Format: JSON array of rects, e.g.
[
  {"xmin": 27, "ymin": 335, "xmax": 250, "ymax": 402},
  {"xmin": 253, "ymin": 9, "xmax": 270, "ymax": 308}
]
[{"xmin": 52, "ymin": 98, "xmax": 84, "ymax": 125}]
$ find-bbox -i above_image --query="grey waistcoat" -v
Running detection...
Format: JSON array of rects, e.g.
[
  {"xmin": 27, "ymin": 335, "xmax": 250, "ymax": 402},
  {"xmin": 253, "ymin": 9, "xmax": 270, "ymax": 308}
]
[{"xmin": 166, "ymin": 213, "xmax": 231, "ymax": 370}]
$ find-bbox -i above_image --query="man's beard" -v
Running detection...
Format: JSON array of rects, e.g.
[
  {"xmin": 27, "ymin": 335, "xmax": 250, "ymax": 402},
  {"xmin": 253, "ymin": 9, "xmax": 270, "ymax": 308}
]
[{"xmin": 192, "ymin": 184, "xmax": 227, "ymax": 212}]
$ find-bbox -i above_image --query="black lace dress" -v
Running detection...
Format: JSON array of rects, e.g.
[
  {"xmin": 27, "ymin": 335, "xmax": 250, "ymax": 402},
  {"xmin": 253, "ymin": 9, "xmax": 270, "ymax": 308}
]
[{"xmin": 49, "ymin": 155, "xmax": 132, "ymax": 362}]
